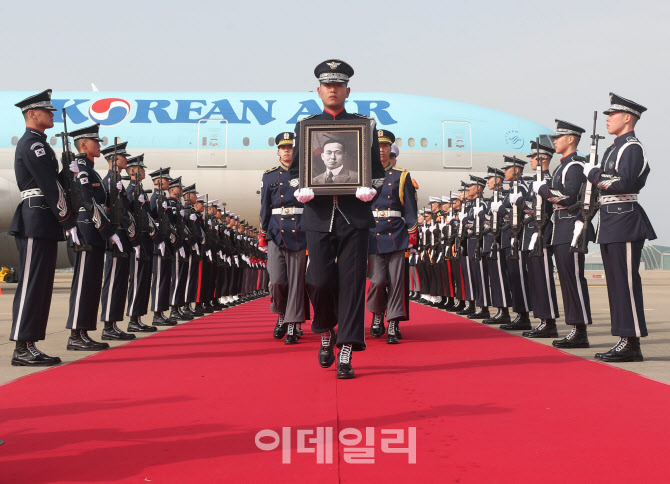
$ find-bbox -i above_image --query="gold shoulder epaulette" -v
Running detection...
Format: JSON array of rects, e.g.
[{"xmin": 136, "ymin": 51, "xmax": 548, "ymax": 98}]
[{"xmin": 264, "ymin": 166, "xmax": 280, "ymax": 174}]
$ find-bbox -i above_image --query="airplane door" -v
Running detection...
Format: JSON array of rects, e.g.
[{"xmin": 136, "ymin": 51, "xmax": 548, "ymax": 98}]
[
  {"xmin": 197, "ymin": 118, "xmax": 228, "ymax": 167},
  {"xmin": 442, "ymin": 121, "xmax": 473, "ymax": 169}
]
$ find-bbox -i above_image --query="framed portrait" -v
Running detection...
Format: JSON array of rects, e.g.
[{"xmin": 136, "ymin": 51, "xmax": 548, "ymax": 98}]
[{"xmin": 298, "ymin": 118, "xmax": 373, "ymax": 195}]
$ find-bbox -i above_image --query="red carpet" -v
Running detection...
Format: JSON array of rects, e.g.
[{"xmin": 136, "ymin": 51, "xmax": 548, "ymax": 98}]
[{"xmin": 1, "ymin": 299, "xmax": 669, "ymax": 483}]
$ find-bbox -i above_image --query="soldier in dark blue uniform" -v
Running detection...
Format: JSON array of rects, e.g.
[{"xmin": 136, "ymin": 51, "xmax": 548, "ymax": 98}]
[
  {"xmin": 535, "ymin": 120, "xmax": 594, "ymax": 348},
  {"xmin": 291, "ymin": 59, "xmax": 385, "ymax": 379},
  {"xmin": 588, "ymin": 94, "xmax": 656, "ymax": 362},
  {"xmin": 463, "ymin": 176, "xmax": 491, "ymax": 320},
  {"xmin": 9, "ymin": 90, "xmax": 76, "ymax": 365},
  {"xmin": 100, "ymin": 141, "xmax": 138, "ymax": 341},
  {"xmin": 166, "ymin": 177, "xmax": 190, "ymax": 318},
  {"xmin": 428, "ymin": 196, "xmax": 446, "ymax": 307},
  {"xmin": 366, "ymin": 129, "xmax": 418, "ymax": 344},
  {"xmin": 65, "ymin": 124, "xmax": 123, "ymax": 351},
  {"xmin": 521, "ymin": 141, "xmax": 561, "ymax": 338},
  {"xmin": 417, "ymin": 207, "xmax": 433, "ymax": 304},
  {"xmin": 259, "ymin": 132, "xmax": 307, "ymax": 344},
  {"xmin": 455, "ymin": 186, "xmax": 476, "ymax": 316},
  {"xmin": 179, "ymin": 184, "xmax": 202, "ymax": 318}
]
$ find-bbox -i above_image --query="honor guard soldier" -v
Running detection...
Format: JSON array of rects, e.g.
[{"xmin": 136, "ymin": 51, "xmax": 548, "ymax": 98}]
[
  {"xmin": 100, "ymin": 141, "xmax": 138, "ymax": 341},
  {"xmin": 177, "ymin": 184, "xmax": 202, "ymax": 318},
  {"xmin": 588, "ymin": 94, "xmax": 656, "ymax": 361},
  {"xmin": 366, "ymin": 129, "xmax": 418, "ymax": 344},
  {"xmin": 417, "ymin": 207, "xmax": 433, "ymax": 304},
  {"xmin": 535, "ymin": 120, "xmax": 594, "ymax": 347},
  {"xmin": 445, "ymin": 191, "xmax": 466, "ymax": 312},
  {"xmin": 149, "ymin": 167, "xmax": 178, "ymax": 326},
  {"xmin": 166, "ymin": 177, "xmax": 190, "ymax": 317},
  {"xmin": 497, "ymin": 157, "xmax": 532, "ymax": 330},
  {"xmin": 454, "ymin": 186, "xmax": 476, "ymax": 315},
  {"xmin": 521, "ymin": 140, "xmax": 561, "ymax": 338},
  {"xmin": 125, "ymin": 155, "xmax": 159, "ymax": 332},
  {"xmin": 65, "ymin": 124, "xmax": 123, "ymax": 351},
  {"xmin": 291, "ymin": 59, "xmax": 385, "ymax": 379},
  {"xmin": 9, "ymin": 90, "xmax": 76, "ymax": 365},
  {"xmin": 463, "ymin": 175, "xmax": 491, "ymax": 320},
  {"xmin": 438, "ymin": 195, "xmax": 456, "ymax": 310},
  {"xmin": 259, "ymin": 132, "xmax": 308, "ymax": 345},
  {"xmin": 427, "ymin": 196, "xmax": 446, "ymax": 306},
  {"xmin": 408, "ymin": 211, "xmax": 423, "ymax": 299}
]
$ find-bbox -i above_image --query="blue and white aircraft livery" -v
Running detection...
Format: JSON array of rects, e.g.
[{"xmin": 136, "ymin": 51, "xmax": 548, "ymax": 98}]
[{"xmin": 0, "ymin": 91, "xmax": 550, "ymax": 267}]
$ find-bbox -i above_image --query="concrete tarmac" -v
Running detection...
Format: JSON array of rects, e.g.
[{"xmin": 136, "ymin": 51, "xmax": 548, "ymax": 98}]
[{"xmin": 0, "ymin": 271, "xmax": 668, "ymax": 387}]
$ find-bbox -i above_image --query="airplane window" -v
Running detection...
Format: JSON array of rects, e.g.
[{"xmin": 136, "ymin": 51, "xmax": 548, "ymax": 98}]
[
  {"xmin": 102, "ymin": 137, "xmax": 108, "ymax": 146},
  {"xmin": 243, "ymin": 137, "xmax": 250, "ymax": 147},
  {"xmin": 268, "ymin": 137, "xmax": 275, "ymax": 147},
  {"xmin": 396, "ymin": 138, "xmax": 403, "ymax": 147},
  {"xmin": 202, "ymin": 137, "xmax": 207, "ymax": 146},
  {"xmin": 420, "ymin": 138, "xmax": 428, "ymax": 148},
  {"xmin": 11, "ymin": 136, "xmax": 18, "ymax": 146},
  {"xmin": 408, "ymin": 138, "xmax": 415, "ymax": 147},
  {"xmin": 50, "ymin": 137, "xmax": 57, "ymax": 146}
]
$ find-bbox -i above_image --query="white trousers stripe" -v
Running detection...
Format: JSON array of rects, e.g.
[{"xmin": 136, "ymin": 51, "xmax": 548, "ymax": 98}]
[
  {"xmin": 184, "ymin": 255, "xmax": 192, "ymax": 303},
  {"xmin": 129, "ymin": 257, "xmax": 139, "ymax": 316},
  {"xmin": 543, "ymin": 248, "xmax": 556, "ymax": 319},
  {"xmin": 171, "ymin": 256, "xmax": 180, "ymax": 306},
  {"xmin": 12, "ymin": 237, "xmax": 33, "ymax": 340},
  {"xmin": 479, "ymin": 262, "xmax": 488, "ymax": 306},
  {"xmin": 573, "ymin": 252, "xmax": 588, "ymax": 324},
  {"xmin": 627, "ymin": 242, "xmax": 642, "ymax": 337},
  {"xmin": 104, "ymin": 254, "xmax": 117, "ymax": 321},
  {"xmin": 152, "ymin": 255, "xmax": 161, "ymax": 312},
  {"xmin": 496, "ymin": 255, "xmax": 507, "ymax": 307},
  {"xmin": 72, "ymin": 251, "xmax": 87, "ymax": 330},
  {"xmin": 518, "ymin": 256, "xmax": 529, "ymax": 311}
]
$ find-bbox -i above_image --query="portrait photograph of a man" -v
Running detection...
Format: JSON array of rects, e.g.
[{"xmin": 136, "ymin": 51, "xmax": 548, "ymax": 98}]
[{"xmin": 310, "ymin": 132, "xmax": 359, "ymax": 185}]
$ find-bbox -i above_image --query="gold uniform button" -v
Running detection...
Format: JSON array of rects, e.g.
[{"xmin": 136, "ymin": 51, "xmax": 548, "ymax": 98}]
[
  {"xmin": 388, "ymin": 183, "xmax": 392, "ymax": 186},
  {"xmin": 388, "ymin": 219, "xmax": 391, "ymax": 222},
  {"xmin": 292, "ymin": 230, "xmax": 295, "ymax": 232},
  {"xmin": 280, "ymin": 183, "xmax": 283, "ymax": 185},
  {"xmin": 280, "ymin": 195, "xmax": 284, "ymax": 197},
  {"xmin": 387, "ymin": 196, "xmax": 391, "ymax": 199},
  {"xmin": 388, "ymin": 233, "xmax": 392, "ymax": 236}
]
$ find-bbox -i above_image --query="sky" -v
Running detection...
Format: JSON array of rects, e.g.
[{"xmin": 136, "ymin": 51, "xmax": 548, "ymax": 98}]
[{"xmin": 1, "ymin": 0, "xmax": 668, "ymax": 242}]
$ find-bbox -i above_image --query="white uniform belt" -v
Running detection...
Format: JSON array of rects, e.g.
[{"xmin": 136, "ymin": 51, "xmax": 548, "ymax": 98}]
[
  {"xmin": 552, "ymin": 204, "xmax": 568, "ymax": 210},
  {"xmin": 373, "ymin": 209, "xmax": 402, "ymax": 218},
  {"xmin": 600, "ymin": 194, "xmax": 638, "ymax": 205},
  {"xmin": 272, "ymin": 207, "xmax": 304, "ymax": 215},
  {"xmin": 21, "ymin": 189, "xmax": 43, "ymax": 200}
]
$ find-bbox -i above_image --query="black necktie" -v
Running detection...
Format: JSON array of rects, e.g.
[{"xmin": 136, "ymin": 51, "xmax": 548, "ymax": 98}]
[{"xmin": 326, "ymin": 171, "xmax": 334, "ymax": 183}]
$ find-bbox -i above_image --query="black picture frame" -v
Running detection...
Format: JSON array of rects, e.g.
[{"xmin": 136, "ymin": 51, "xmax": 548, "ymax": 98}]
[{"xmin": 298, "ymin": 118, "xmax": 372, "ymax": 195}]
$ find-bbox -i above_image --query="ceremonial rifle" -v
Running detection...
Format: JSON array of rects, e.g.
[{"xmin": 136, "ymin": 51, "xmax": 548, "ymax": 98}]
[
  {"xmin": 156, "ymin": 169, "xmax": 174, "ymax": 260},
  {"xmin": 108, "ymin": 138, "xmax": 127, "ymax": 258},
  {"xmin": 488, "ymin": 168, "xmax": 502, "ymax": 261},
  {"xmin": 526, "ymin": 138, "xmax": 549, "ymax": 257},
  {"xmin": 473, "ymin": 188, "xmax": 483, "ymax": 262},
  {"xmin": 507, "ymin": 164, "xmax": 522, "ymax": 261}
]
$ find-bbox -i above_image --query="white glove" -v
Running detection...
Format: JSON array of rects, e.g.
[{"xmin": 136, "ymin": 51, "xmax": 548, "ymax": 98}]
[
  {"xmin": 509, "ymin": 192, "xmax": 523, "ymax": 204},
  {"xmin": 259, "ymin": 245, "xmax": 268, "ymax": 253},
  {"xmin": 206, "ymin": 250, "xmax": 213, "ymax": 261},
  {"xmin": 192, "ymin": 243, "xmax": 200, "ymax": 255},
  {"xmin": 180, "ymin": 209, "xmax": 185, "ymax": 217},
  {"xmin": 532, "ymin": 180, "xmax": 546, "ymax": 194},
  {"xmin": 189, "ymin": 214, "xmax": 197, "ymax": 221},
  {"xmin": 355, "ymin": 187, "xmax": 377, "ymax": 202},
  {"xmin": 138, "ymin": 194, "xmax": 146, "ymax": 203},
  {"xmin": 207, "ymin": 219, "xmax": 212, "ymax": 227},
  {"xmin": 529, "ymin": 232, "xmax": 538, "ymax": 249},
  {"xmin": 109, "ymin": 234, "xmax": 123, "ymax": 252},
  {"xmin": 115, "ymin": 181, "xmax": 123, "ymax": 191},
  {"xmin": 158, "ymin": 241, "xmax": 165, "ymax": 256},
  {"xmin": 490, "ymin": 201, "xmax": 503, "ymax": 212},
  {"xmin": 162, "ymin": 201, "xmax": 168, "ymax": 209},
  {"xmin": 66, "ymin": 227, "xmax": 80, "ymax": 246},
  {"xmin": 294, "ymin": 188, "xmax": 315, "ymax": 203},
  {"xmin": 218, "ymin": 250, "xmax": 223, "ymax": 259},
  {"xmin": 473, "ymin": 206, "xmax": 483, "ymax": 216},
  {"xmin": 134, "ymin": 245, "xmax": 141, "ymax": 260},
  {"xmin": 586, "ymin": 164, "xmax": 600, "ymax": 178},
  {"xmin": 446, "ymin": 215, "xmax": 454, "ymax": 223},
  {"xmin": 572, "ymin": 220, "xmax": 584, "ymax": 247},
  {"xmin": 68, "ymin": 161, "xmax": 80, "ymax": 174},
  {"xmin": 179, "ymin": 246, "xmax": 186, "ymax": 259}
]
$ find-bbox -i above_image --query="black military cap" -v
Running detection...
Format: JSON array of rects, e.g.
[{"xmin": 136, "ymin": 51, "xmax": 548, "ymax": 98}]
[
  {"xmin": 377, "ymin": 129, "xmax": 395, "ymax": 145},
  {"xmin": 126, "ymin": 154, "xmax": 146, "ymax": 168},
  {"xmin": 149, "ymin": 167, "xmax": 171, "ymax": 180},
  {"xmin": 552, "ymin": 119, "xmax": 585, "ymax": 138},
  {"xmin": 169, "ymin": 176, "xmax": 182, "ymax": 188},
  {"xmin": 503, "ymin": 155, "xmax": 527, "ymax": 169},
  {"xmin": 275, "ymin": 132, "xmax": 294, "ymax": 147},
  {"xmin": 69, "ymin": 123, "xmax": 103, "ymax": 142},
  {"xmin": 101, "ymin": 141, "xmax": 130, "ymax": 159},
  {"xmin": 15, "ymin": 89, "xmax": 56, "ymax": 113},
  {"xmin": 183, "ymin": 183, "xmax": 197, "ymax": 194},
  {"xmin": 603, "ymin": 92, "xmax": 647, "ymax": 118},
  {"xmin": 469, "ymin": 175, "xmax": 487, "ymax": 187},
  {"xmin": 314, "ymin": 59, "xmax": 354, "ymax": 84},
  {"xmin": 486, "ymin": 166, "xmax": 505, "ymax": 179},
  {"xmin": 527, "ymin": 140, "xmax": 555, "ymax": 158}
]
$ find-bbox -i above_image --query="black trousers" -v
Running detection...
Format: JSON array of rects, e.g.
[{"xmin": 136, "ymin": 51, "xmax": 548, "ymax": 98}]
[
  {"xmin": 526, "ymin": 247, "xmax": 560, "ymax": 320},
  {"xmin": 151, "ymin": 254, "xmax": 172, "ymax": 312},
  {"xmin": 460, "ymin": 254, "xmax": 473, "ymax": 301},
  {"xmin": 170, "ymin": 254, "xmax": 186, "ymax": 307},
  {"xmin": 101, "ymin": 250, "xmax": 130, "ymax": 322},
  {"xmin": 449, "ymin": 258, "xmax": 463, "ymax": 301},
  {"xmin": 127, "ymin": 254, "xmax": 152, "ymax": 317},
  {"xmin": 470, "ymin": 257, "xmax": 490, "ymax": 308},
  {"xmin": 184, "ymin": 253, "xmax": 200, "ymax": 303},
  {"xmin": 504, "ymin": 248, "xmax": 531, "ymax": 313},
  {"xmin": 429, "ymin": 261, "xmax": 445, "ymax": 297},
  {"xmin": 601, "ymin": 241, "xmax": 647, "ymax": 337},
  {"xmin": 67, "ymin": 246, "xmax": 105, "ymax": 331},
  {"xmin": 554, "ymin": 244, "xmax": 592, "ymax": 326},
  {"xmin": 487, "ymin": 253, "xmax": 511, "ymax": 309},
  {"xmin": 305, "ymin": 212, "xmax": 368, "ymax": 350},
  {"xmin": 416, "ymin": 259, "xmax": 430, "ymax": 295},
  {"xmin": 10, "ymin": 236, "xmax": 58, "ymax": 342}
]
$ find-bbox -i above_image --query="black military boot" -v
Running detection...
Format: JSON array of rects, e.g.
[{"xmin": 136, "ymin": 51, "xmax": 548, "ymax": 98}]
[
  {"xmin": 284, "ymin": 323, "xmax": 298, "ymax": 345},
  {"xmin": 370, "ymin": 313, "xmax": 385, "ymax": 338},
  {"xmin": 468, "ymin": 306, "xmax": 490, "ymax": 320},
  {"xmin": 552, "ymin": 324, "xmax": 590, "ymax": 348},
  {"xmin": 318, "ymin": 329, "xmax": 336, "ymax": 368},
  {"xmin": 170, "ymin": 306, "xmax": 190, "ymax": 322},
  {"xmin": 396, "ymin": 321, "xmax": 403, "ymax": 340},
  {"xmin": 523, "ymin": 319, "xmax": 558, "ymax": 338},
  {"xmin": 178, "ymin": 307, "xmax": 195, "ymax": 320},
  {"xmin": 500, "ymin": 312, "xmax": 532, "ymax": 330},
  {"xmin": 200, "ymin": 302, "xmax": 215, "ymax": 314},
  {"xmin": 102, "ymin": 322, "xmax": 136, "ymax": 340},
  {"xmin": 11, "ymin": 341, "xmax": 62, "ymax": 367},
  {"xmin": 456, "ymin": 301, "xmax": 475, "ymax": 316},
  {"xmin": 296, "ymin": 323, "xmax": 303, "ymax": 338},
  {"xmin": 448, "ymin": 299, "xmax": 465, "ymax": 312},
  {"xmin": 409, "ymin": 292, "xmax": 420, "ymax": 301},
  {"xmin": 598, "ymin": 337, "xmax": 643, "ymax": 362},
  {"xmin": 336, "ymin": 344, "xmax": 354, "ymax": 379},
  {"xmin": 128, "ymin": 316, "xmax": 158, "ymax": 333},
  {"xmin": 386, "ymin": 320, "xmax": 399, "ymax": 344},
  {"xmin": 188, "ymin": 303, "xmax": 205, "ymax": 316},
  {"xmin": 273, "ymin": 315, "xmax": 287, "ymax": 339},
  {"xmin": 67, "ymin": 330, "xmax": 110, "ymax": 351},
  {"xmin": 440, "ymin": 297, "xmax": 455, "ymax": 311},
  {"xmin": 483, "ymin": 308, "xmax": 510, "ymax": 325},
  {"xmin": 153, "ymin": 311, "xmax": 178, "ymax": 326}
]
